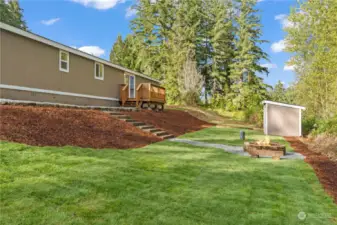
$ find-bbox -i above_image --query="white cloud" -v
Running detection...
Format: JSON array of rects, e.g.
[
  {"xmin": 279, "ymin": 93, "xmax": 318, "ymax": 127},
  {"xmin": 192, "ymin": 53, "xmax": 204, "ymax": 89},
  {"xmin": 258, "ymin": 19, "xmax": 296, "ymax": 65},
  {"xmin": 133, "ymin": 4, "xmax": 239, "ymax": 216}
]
[
  {"xmin": 77, "ymin": 46, "xmax": 105, "ymax": 57},
  {"xmin": 284, "ymin": 65, "xmax": 295, "ymax": 71},
  {"xmin": 41, "ymin": 18, "xmax": 60, "ymax": 26},
  {"xmin": 275, "ymin": 14, "xmax": 294, "ymax": 28},
  {"xmin": 125, "ymin": 6, "xmax": 137, "ymax": 18},
  {"xmin": 271, "ymin": 39, "xmax": 286, "ymax": 53},
  {"xmin": 70, "ymin": 0, "xmax": 126, "ymax": 10},
  {"xmin": 261, "ymin": 63, "xmax": 277, "ymax": 69}
]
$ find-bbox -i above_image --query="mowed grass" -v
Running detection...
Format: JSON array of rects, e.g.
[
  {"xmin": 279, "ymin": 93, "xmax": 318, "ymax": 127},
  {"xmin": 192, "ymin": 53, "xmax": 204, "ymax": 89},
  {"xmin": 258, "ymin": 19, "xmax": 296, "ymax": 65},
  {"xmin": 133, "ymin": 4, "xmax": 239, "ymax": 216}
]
[
  {"xmin": 180, "ymin": 127, "xmax": 294, "ymax": 151},
  {"xmin": 1, "ymin": 136, "xmax": 337, "ymax": 225}
]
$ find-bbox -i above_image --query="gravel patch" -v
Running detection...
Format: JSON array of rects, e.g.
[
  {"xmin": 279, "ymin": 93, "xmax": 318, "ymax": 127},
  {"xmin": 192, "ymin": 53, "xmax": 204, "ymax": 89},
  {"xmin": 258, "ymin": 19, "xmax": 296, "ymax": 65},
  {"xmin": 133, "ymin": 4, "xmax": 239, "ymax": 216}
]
[{"xmin": 170, "ymin": 138, "xmax": 305, "ymax": 160}]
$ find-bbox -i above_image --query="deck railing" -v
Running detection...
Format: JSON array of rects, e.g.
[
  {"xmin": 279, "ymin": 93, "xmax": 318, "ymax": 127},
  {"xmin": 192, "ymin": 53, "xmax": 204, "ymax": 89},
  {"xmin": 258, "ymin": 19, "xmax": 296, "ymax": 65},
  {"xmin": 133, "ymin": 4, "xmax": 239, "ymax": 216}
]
[
  {"xmin": 149, "ymin": 83, "xmax": 166, "ymax": 103},
  {"xmin": 120, "ymin": 84, "xmax": 129, "ymax": 106},
  {"xmin": 119, "ymin": 83, "xmax": 165, "ymax": 107}
]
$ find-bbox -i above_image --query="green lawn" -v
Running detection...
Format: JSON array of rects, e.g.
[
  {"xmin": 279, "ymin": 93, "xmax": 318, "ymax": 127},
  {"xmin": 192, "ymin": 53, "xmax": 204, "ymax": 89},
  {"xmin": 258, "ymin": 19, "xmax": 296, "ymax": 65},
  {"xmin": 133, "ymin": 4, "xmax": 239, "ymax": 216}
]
[
  {"xmin": 1, "ymin": 132, "xmax": 336, "ymax": 225},
  {"xmin": 180, "ymin": 127, "xmax": 294, "ymax": 151}
]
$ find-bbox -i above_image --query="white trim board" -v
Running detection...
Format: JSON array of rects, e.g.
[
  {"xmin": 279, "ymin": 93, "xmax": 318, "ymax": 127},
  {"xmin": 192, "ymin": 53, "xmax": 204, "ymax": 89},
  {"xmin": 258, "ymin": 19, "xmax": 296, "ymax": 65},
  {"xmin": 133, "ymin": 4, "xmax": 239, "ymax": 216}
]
[
  {"xmin": 59, "ymin": 50, "xmax": 69, "ymax": 73},
  {"xmin": 264, "ymin": 103, "xmax": 268, "ymax": 135},
  {"xmin": 0, "ymin": 84, "xmax": 118, "ymax": 101},
  {"xmin": 0, "ymin": 22, "xmax": 160, "ymax": 84},
  {"xmin": 262, "ymin": 100, "xmax": 306, "ymax": 110},
  {"xmin": 0, "ymin": 99, "xmax": 135, "ymax": 110},
  {"xmin": 299, "ymin": 108, "xmax": 302, "ymax": 136},
  {"xmin": 94, "ymin": 62, "xmax": 104, "ymax": 81}
]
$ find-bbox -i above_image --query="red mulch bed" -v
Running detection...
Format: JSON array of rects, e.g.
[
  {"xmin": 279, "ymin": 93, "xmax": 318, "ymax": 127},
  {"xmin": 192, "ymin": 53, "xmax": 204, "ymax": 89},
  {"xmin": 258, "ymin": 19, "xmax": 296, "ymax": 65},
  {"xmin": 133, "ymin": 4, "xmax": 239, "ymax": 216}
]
[
  {"xmin": 0, "ymin": 105, "xmax": 161, "ymax": 149},
  {"xmin": 124, "ymin": 109, "xmax": 213, "ymax": 136},
  {"xmin": 285, "ymin": 137, "xmax": 337, "ymax": 204}
]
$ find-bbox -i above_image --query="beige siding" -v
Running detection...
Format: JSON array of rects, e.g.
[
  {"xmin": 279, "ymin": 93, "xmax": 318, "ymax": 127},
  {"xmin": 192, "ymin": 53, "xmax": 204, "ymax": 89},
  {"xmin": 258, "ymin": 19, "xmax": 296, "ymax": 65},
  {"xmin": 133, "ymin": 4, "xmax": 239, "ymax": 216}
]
[
  {"xmin": 124, "ymin": 74, "xmax": 159, "ymax": 87},
  {"xmin": 267, "ymin": 104, "xmax": 300, "ymax": 136},
  {"xmin": 0, "ymin": 29, "xmax": 160, "ymax": 106},
  {"xmin": 135, "ymin": 75, "xmax": 159, "ymax": 86},
  {"xmin": 1, "ymin": 30, "xmax": 124, "ymax": 98}
]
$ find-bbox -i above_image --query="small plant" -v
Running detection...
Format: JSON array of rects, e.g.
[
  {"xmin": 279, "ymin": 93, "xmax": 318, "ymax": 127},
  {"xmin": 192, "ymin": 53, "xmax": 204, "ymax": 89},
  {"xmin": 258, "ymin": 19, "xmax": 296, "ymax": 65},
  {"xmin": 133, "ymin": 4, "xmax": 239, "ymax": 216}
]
[{"xmin": 257, "ymin": 136, "xmax": 271, "ymax": 146}]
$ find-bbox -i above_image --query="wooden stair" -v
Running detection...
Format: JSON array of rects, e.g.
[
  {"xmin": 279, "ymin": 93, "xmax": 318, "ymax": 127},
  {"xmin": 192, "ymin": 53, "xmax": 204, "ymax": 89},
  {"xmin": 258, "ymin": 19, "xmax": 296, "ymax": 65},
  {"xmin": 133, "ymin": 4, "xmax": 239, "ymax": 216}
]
[{"xmin": 104, "ymin": 111, "xmax": 175, "ymax": 140}]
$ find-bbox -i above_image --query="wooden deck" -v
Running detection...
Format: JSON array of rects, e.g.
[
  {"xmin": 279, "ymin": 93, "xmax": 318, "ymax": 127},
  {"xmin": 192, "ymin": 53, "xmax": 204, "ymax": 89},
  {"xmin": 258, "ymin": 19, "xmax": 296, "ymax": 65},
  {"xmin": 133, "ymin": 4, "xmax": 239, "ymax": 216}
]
[{"xmin": 120, "ymin": 83, "xmax": 166, "ymax": 109}]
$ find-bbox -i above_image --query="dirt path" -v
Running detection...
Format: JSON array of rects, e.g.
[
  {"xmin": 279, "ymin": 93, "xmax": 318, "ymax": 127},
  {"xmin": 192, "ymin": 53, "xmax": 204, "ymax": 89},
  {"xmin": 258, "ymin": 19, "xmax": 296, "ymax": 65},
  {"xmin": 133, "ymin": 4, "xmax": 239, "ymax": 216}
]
[
  {"xmin": 285, "ymin": 137, "xmax": 337, "ymax": 204},
  {"xmin": 167, "ymin": 106, "xmax": 257, "ymax": 129}
]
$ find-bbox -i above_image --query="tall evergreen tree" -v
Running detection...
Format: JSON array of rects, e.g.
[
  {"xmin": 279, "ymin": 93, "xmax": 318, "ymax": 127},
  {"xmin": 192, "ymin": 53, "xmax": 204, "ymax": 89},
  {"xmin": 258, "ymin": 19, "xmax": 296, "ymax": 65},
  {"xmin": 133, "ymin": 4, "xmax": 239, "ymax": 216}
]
[
  {"xmin": 110, "ymin": 34, "xmax": 143, "ymax": 73},
  {"xmin": 270, "ymin": 81, "xmax": 294, "ymax": 104},
  {"xmin": 110, "ymin": 35, "xmax": 125, "ymax": 65},
  {"xmin": 130, "ymin": 0, "xmax": 203, "ymax": 103},
  {"xmin": 208, "ymin": 0, "xmax": 235, "ymax": 94},
  {"xmin": 228, "ymin": 0, "xmax": 268, "ymax": 109}
]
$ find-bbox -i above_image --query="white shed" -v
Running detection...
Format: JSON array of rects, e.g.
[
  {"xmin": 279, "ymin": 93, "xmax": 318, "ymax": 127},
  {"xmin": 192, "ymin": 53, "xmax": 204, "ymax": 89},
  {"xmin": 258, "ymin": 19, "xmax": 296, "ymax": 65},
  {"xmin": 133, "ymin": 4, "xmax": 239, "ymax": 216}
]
[{"xmin": 262, "ymin": 101, "xmax": 306, "ymax": 137}]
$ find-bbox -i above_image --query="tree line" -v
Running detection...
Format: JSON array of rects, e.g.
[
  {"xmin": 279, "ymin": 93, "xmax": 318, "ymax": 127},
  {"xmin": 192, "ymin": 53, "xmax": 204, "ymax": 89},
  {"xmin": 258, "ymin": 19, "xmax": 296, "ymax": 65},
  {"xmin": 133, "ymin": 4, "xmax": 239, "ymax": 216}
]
[
  {"xmin": 110, "ymin": 0, "xmax": 270, "ymax": 115},
  {"xmin": 284, "ymin": 0, "xmax": 337, "ymax": 120},
  {"xmin": 269, "ymin": 0, "xmax": 337, "ymax": 134}
]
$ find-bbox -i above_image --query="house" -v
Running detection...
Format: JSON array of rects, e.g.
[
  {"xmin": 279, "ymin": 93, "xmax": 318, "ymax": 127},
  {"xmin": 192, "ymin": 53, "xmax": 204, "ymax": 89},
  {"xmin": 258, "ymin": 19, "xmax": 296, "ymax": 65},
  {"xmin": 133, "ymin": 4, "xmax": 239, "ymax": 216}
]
[
  {"xmin": 262, "ymin": 100, "xmax": 306, "ymax": 137},
  {"xmin": 0, "ymin": 22, "xmax": 165, "ymax": 109}
]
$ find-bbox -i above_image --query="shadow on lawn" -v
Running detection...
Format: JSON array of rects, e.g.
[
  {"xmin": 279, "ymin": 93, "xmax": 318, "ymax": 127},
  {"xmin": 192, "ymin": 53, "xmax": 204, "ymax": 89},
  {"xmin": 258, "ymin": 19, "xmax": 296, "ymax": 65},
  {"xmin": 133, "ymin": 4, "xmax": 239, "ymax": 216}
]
[{"xmin": 1, "ymin": 141, "xmax": 336, "ymax": 225}]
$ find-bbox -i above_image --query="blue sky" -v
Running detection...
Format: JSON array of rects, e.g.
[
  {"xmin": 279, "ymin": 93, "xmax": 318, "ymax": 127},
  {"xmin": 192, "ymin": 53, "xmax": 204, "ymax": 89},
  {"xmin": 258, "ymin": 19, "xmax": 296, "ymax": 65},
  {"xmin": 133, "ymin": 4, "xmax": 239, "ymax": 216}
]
[{"xmin": 20, "ymin": 0, "xmax": 298, "ymax": 87}]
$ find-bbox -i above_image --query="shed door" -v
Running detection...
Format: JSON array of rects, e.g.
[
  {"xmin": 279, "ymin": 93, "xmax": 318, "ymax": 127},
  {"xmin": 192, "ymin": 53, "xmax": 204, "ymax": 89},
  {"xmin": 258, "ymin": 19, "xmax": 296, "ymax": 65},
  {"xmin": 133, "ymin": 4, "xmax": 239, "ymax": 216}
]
[
  {"xmin": 129, "ymin": 75, "xmax": 135, "ymax": 98},
  {"xmin": 267, "ymin": 104, "xmax": 300, "ymax": 136}
]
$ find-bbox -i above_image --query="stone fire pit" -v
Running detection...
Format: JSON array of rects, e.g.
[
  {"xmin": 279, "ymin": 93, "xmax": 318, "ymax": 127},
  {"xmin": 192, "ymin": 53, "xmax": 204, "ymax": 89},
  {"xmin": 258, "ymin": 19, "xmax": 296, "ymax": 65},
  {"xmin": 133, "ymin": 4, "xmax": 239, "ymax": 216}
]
[{"xmin": 244, "ymin": 142, "xmax": 286, "ymax": 160}]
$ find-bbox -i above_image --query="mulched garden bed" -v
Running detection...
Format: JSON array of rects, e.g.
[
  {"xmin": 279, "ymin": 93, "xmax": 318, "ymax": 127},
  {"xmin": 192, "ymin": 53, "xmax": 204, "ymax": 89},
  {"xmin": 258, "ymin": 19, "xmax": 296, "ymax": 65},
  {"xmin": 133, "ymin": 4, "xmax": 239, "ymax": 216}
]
[
  {"xmin": 285, "ymin": 137, "xmax": 337, "ymax": 204},
  {"xmin": 124, "ymin": 109, "xmax": 213, "ymax": 136},
  {"xmin": 0, "ymin": 105, "xmax": 160, "ymax": 149}
]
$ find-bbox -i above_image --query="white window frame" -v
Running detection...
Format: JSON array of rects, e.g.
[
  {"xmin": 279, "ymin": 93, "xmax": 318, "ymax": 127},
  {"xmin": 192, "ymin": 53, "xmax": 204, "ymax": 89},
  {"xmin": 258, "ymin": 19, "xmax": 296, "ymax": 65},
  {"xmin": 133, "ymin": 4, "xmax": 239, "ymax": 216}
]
[
  {"xmin": 94, "ymin": 62, "xmax": 104, "ymax": 80},
  {"xmin": 59, "ymin": 50, "xmax": 69, "ymax": 73}
]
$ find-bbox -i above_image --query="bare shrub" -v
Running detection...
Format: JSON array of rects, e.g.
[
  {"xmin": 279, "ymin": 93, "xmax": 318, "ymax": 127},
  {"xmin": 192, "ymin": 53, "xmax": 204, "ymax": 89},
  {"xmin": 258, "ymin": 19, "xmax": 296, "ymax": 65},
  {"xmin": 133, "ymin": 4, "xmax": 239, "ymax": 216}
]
[
  {"xmin": 308, "ymin": 134, "xmax": 337, "ymax": 161},
  {"xmin": 178, "ymin": 52, "xmax": 203, "ymax": 105}
]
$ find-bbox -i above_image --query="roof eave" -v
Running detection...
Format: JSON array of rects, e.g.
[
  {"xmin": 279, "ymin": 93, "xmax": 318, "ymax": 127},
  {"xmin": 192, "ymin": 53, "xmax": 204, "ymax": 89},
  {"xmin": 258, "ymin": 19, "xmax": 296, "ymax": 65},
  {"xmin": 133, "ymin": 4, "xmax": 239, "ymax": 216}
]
[{"xmin": 262, "ymin": 100, "xmax": 306, "ymax": 110}]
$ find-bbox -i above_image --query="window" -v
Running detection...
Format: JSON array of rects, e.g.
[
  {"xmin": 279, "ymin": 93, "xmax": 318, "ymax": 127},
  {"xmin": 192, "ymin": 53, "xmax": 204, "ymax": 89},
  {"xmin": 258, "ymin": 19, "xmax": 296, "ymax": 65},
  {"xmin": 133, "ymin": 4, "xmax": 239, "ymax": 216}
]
[
  {"xmin": 95, "ymin": 62, "xmax": 104, "ymax": 80},
  {"xmin": 59, "ymin": 50, "xmax": 69, "ymax": 72}
]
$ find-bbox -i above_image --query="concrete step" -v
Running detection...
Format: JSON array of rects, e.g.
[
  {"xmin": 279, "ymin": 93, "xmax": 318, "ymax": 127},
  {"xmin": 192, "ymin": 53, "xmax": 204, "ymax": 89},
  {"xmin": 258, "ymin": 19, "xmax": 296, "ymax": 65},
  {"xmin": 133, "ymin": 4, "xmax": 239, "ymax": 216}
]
[
  {"xmin": 132, "ymin": 122, "xmax": 147, "ymax": 126},
  {"xmin": 153, "ymin": 131, "xmax": 169, "ymax": 137},
  {"xmin": 143, "ymin": 128, "xmax": 162, "ymax": 133},
  {"xmin": 106, "ymin": 111, "xmax": 123, "ymax": 116},
  {"xmin": 161, "ymin": 134, "xmax": 175, "ymax": 139},
  {"xmin": 116, "ymin": 115, "xmax": 131, "ymax": 119},
  {"xmin": 123, "ymin": 119, "xmax": 136, "ymax": 123},
  {"xmin": 138, "ymin": 125, "xmax": 154, "ymax": 129}
]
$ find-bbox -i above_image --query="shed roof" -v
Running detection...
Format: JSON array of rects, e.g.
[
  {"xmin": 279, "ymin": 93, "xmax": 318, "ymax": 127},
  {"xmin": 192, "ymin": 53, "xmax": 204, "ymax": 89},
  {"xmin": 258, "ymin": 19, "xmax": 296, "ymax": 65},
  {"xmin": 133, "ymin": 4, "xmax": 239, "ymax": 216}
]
[
  {"xmin": 262, "ymin": 100, "xmax": 306, "ymax": 110},
  {"xmin": 0, "ymin": 22, "xmax": 160, "ymax": 84}
]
